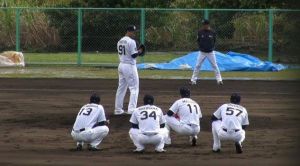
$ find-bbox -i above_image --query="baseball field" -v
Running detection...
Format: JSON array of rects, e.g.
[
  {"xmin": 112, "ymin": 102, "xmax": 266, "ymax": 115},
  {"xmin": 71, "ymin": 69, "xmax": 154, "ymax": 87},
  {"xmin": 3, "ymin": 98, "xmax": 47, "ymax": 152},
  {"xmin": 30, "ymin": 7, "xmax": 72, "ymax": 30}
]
[{"xmin": 0, "ymin": 78, "xmax": 299, "ymax": 166}]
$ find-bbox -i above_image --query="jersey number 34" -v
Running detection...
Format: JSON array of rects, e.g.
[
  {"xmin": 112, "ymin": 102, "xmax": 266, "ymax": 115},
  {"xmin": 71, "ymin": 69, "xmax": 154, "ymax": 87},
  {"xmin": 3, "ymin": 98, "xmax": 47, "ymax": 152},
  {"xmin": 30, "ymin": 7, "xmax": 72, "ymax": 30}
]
[{"xmin": 140, "ymin": 111, "xmax": 156, "ymax": 120}]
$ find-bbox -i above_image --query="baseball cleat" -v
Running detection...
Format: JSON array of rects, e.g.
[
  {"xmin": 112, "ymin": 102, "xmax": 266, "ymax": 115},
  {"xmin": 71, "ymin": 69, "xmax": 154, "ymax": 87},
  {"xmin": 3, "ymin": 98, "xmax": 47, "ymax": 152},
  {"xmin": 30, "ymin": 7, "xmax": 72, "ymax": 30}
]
[
  {"xmin": 217, "ymin": 81, "xmax": 223, "ymax": 85},
  {"xmin": 76, "ymin": 144, "xmax": 83, "ymax": 151},
  {"xmin": 155, "ymin": 149, "xmax": 166, "ymax": 153},
  {"xmin": 191, "ymin": 136, "xmax": 197, "ymax": 146},
  {"xmin": 88, "ymin": 147, "xmax": 101, "ymax": 151},
  {"xmin": 133, "ymin": 149, "xmax": 145, "ymax": 154},
  {"xmin": 235, "ymin": 142, "xmax": 243, "ymax": 154},
  {"xmin": 87, "ymin": 144, "xmax": 101, "ymax": 151},
  {"xmin": 189, "ymin": 80, "xmax": 197, "ymax": 85},
  {"xmin": 212, "ymin": 149, "xmax": 221, "ymax": 153},
  {"xmin": 114, "ymin": 110, "xmax": 125, "ymax": 115}
]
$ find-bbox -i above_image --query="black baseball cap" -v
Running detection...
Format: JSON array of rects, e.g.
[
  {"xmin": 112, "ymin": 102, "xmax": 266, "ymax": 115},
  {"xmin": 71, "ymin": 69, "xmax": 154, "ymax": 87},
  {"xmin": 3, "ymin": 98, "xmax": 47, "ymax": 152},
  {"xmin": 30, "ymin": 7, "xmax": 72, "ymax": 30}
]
[
  {"xmin": 202, "ymin": 19, "xmax": 210, "ymax": 25},
  {"xmin": 126, "ymin": 25, "xmax": 137, "ymax": 32}
]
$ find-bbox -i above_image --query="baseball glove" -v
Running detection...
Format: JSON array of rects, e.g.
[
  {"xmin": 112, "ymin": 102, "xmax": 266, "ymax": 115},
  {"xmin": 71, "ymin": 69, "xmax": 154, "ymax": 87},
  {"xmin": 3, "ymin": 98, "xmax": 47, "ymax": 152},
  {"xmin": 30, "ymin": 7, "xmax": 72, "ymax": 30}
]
[{"xmin": 138, "ymin": 44, "xmax": 146, "ymax": 56}]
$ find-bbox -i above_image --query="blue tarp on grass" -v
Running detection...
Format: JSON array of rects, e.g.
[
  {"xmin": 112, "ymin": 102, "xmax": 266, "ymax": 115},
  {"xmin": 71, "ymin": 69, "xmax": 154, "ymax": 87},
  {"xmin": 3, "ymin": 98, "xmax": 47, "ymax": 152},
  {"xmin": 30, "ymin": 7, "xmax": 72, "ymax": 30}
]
[{"xmin": 137, "ymin": 51, "xmax": 286, "ymax": 71}]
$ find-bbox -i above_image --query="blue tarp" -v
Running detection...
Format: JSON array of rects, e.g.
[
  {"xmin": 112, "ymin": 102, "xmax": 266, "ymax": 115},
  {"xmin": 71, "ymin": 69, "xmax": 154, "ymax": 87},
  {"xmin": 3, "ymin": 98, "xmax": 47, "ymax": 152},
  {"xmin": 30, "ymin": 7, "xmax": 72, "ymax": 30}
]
[{"xmin": 137, "ymin": 51, "xmax": 286, "ymax": 71}]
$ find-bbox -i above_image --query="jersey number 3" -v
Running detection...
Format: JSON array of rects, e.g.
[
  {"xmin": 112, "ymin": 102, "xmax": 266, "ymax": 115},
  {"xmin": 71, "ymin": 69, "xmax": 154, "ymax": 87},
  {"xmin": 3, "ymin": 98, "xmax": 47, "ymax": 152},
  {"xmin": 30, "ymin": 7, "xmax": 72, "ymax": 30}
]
[
  {"xmin": 118, "ymin": 45, "xmax": 126, "ymax": 55},
  {"xmin": 226, "ymin": 107, "xmax": 242, "ymax": 117},
  {"xmin": 140, "ymin": 111, "xmax": 156, "ymax": 120}
]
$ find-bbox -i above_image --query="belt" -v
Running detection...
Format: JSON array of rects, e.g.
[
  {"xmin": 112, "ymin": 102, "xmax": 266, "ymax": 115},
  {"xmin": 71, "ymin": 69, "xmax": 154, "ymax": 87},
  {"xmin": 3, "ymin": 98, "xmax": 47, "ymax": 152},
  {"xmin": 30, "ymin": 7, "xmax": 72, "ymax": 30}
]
[
  {"xmin": 142, "ymin": 132, "xmax": 158, "ymax": 136},
  {"xmin": 222, "ymin": 128, "xmax": 240, "ymax": 132},
  {"xmin": 73, "ymin": 128, "xmax": 85, "ymax": 132},
  {"xmin": 120, "ymin": 62, "xmax": 136, "ymax": 65},
  {"xmin": 73, "ymin": 123, "xmax": 103, "ymax": 133}
]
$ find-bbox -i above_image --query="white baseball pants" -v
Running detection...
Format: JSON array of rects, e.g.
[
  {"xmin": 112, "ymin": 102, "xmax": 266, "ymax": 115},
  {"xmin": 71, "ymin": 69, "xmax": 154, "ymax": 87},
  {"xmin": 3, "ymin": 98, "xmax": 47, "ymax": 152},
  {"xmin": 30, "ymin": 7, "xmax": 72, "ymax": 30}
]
[
  {"xmin": 165, "ymin": 115, "xmax": 200, "ymax": 144},
  {"xmin": 165, "ymin": 115, "xmax": 200, "ymax": 135},
  {"xmin": 191, "ymin": 51, "xmax": 222, "ymax": 82},
  {"xmin": 129, "ymin": 128, "xmax": 167, "ymax": 151},
  {"xmin": 71, "ymin": 126, "xmax": 109, "ymax": 147},
  {"xmin": 212, "ymin": 120, "xmax": 245, "ymax": 151},
  {"xmin": 115, "ymin": 63, "xmax": 139, "ymax": 113}
]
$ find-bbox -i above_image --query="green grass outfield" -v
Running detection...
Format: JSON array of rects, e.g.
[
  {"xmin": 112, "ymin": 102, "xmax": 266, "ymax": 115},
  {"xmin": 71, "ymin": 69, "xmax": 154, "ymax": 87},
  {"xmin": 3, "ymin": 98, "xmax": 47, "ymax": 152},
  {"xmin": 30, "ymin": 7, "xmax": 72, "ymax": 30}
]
[
  {"xmin": 1, "ymin": 52, "xmax": 299, "ymax": 80},
  {"xmin": 0, "ymin": 66, "xmax": 299, "ymax": 80},
  {"xmin": 24, "ymin": 52, "xmax": 283, "ymax": 65},
  {"xmin": 25, "ymin": 52, "xmax": 181, "ymax": 65}
]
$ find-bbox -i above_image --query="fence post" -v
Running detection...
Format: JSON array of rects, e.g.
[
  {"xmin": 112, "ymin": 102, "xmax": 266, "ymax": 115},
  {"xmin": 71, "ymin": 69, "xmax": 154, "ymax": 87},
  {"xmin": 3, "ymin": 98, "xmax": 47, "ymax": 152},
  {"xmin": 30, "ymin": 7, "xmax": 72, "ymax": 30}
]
[
  {"xmin": 140, "ymin": 8, "xmax": 146, "ymax": 63},
  {"xmin": 77, "ymin": 8, "xmax": 82, "ymax": 65},
  {"xmin": 15, "ymin": 8, "xmax": 20, "ymax": 52},
  {"xmin": 204, "ymin": 9, "xmax": 209, "ymax": 19},
  {"xmin": 268, "ymin": 9, "xmax": 273, "ymax": 62}
]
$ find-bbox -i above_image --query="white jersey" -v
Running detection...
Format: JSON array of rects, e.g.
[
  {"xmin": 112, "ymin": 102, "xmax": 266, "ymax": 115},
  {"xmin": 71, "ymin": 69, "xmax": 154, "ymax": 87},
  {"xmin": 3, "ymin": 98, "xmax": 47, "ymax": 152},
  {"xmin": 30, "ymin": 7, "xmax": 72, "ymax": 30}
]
[
  {"xmin": 130, "ymin": 105, "xmax": 166, "ymax": 135},
  {"xmin": 169, "ymin": 98, "xmax": 202, "ymax": 126},
  {"xmin": 73, "ymin": 103, "xmax": 107, "ymax": 130},
  {"xmin": 117, "ymin": 36, "xmax": 138, "ymax": 65},
  {"xmin": 213, "ymin": 103, "xmax": 249, "ymax": 130}
]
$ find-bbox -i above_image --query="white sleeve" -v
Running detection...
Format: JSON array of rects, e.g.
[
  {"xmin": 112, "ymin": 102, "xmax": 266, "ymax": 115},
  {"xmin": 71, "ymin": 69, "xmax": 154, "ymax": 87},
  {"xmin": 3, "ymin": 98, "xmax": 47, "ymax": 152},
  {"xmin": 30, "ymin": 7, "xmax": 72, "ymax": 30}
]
[
  {"xmin": 242, "ymin": 109, "xmax": 250, "ymax": 125},
  {"xmin": 213, "ymin": 104, "xmax": 225, "ymax": 119},
  {"xmin": 129, "ymin": 111, "xmax": 138, "ymax": 124},
  {"xmin": 129, "ymin": 40, "xmax": 138, "ymax": 56},
  {"xmin": 98, "ymin": 105, "xmax": 106, "ymax": 122},
  {"xmin": 159, "ymin": 109, "xmax": 166, "ymax": 124},
  {"xmin": 169, "ymin": 100, "xmax": 179, "ymax": 114}
]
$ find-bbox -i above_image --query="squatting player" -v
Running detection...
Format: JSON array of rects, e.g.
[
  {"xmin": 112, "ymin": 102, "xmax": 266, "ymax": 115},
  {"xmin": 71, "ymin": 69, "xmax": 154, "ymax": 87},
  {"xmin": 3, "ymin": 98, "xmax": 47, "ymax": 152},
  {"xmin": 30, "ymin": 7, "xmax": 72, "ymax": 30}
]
[
  {"xmin": 115, "ymin": 25, "xmax": 145, "ymax": 115},
  {"xmin": 71, "ymin": 93, "xmax": 109, "ymax": 151},
  {"xmin": 129, "ymin": 95, "xmax": 168, "ymax": 153},
  {"xmin": 190, "ymin": 19, "xmax": 223, "ymax": 85},
  {"xmin": 165, "ymin": 87, "xmax": 202, "ymax": 146},
  {"xmin": 211, "ymin": 93, "xmax": 249, "ymax": 153}
]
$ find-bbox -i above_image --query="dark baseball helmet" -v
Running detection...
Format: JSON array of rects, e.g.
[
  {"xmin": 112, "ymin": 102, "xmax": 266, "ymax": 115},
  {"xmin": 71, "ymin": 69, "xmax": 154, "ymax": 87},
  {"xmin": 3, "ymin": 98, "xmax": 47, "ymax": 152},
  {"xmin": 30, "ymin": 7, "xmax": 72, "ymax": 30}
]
[
  {"xmin": 90, "ymin": 93, "xmax": 100, "ymax": 104},
  {"xmin": 202, "ymin": 19, "xmax": 210, "ymax": 25},
  {"xmin": 144, "ymin": 94, "xmax": 154, "ymax": 105},
  {"xmin": 126, "ymin": 25, "xmax": 137, "ymax": 32},
  {"xmin": 180, "ymin": 86, "xmax": 190, "ymax": 98},
  {"xmin": 230, "ymin": 93, "xmax": 241, "ymax": 104}
]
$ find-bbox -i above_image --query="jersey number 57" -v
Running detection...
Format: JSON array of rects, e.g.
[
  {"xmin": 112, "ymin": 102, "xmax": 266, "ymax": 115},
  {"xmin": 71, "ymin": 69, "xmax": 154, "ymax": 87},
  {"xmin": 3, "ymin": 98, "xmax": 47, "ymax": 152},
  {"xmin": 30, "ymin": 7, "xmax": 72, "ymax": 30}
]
[{"xmin": 226, "ymin": 107, "xmax": 242, "ymax": 117}]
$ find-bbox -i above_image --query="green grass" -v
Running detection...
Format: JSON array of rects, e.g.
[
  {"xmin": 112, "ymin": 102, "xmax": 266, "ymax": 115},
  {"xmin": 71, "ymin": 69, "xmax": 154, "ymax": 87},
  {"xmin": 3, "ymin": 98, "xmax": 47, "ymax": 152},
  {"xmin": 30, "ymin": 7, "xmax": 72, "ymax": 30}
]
[
  {"xmin": 25, "ymin": 52, "xmax": 181, "ymax": 64},
  {"xmin": 2, "ymin": 52, "xmax": 298, "ymax": 80},
  {"xmin": 0, "ymin": 66, "xmax": 299, "ymax": 80}
]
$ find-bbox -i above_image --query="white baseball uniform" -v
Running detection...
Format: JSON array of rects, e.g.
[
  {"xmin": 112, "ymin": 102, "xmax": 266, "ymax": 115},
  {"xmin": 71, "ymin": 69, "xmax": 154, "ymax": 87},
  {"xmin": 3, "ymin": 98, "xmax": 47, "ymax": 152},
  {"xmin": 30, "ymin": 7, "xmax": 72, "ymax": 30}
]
[
  {"xmin": 129, "ymin": 105, "xmax": 168, "ymax": 151},
  {"xmin": 191, "ymin": 51, "xmax": 222, "ymax": 83},
  {"xmin": 71, "ymin": 103, "xmax": 109, "ymax": 148},
  {"xmin": 115, "ymin": 36, "xmax": 139, "ymax": 114},
  {"xmin": 212, "ymin": 103, "xmax": 249, "ymax": 151},
  {"xmin": 165, "ymin": 98, "xmax": 202, "ymax": 144}
]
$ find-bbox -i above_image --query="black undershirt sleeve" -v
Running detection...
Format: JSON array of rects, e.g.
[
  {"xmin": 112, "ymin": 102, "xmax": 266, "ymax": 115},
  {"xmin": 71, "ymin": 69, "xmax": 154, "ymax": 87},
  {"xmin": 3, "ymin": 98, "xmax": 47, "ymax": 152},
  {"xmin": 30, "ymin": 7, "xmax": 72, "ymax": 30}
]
[
  {"xmin": 167, "ymin": 110, "xmax": 174, "ymax": 117},
  {"xmin": 211, "ymin": 115, "xmax": 219, "ymax": 122},
  {"xmin": 131, "ymin": 53, "xmax": 139, "ymax": 58},
  {"xmin": 242, "ymin": 125, "xmax": 248, "ymax": 130},
  {"xmin": 131, "ymin": 123, "xmax": 139, "ymax": 129}
]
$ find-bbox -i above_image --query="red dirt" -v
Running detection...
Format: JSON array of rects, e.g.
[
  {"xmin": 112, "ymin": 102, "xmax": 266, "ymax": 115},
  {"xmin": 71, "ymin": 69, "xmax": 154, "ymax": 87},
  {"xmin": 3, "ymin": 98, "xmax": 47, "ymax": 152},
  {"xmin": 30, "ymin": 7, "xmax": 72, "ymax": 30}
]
[{"xmin": 0, "ymin": 78, "xmax": 299, "ymax": 166}]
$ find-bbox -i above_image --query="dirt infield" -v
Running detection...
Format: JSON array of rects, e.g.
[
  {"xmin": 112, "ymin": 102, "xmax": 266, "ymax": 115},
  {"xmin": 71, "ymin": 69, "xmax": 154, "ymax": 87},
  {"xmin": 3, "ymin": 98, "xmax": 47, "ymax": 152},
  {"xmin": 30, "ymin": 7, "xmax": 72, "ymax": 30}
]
[{"xmin": 0, "ymin": 78, "xmax": 299, "ymax": 166}]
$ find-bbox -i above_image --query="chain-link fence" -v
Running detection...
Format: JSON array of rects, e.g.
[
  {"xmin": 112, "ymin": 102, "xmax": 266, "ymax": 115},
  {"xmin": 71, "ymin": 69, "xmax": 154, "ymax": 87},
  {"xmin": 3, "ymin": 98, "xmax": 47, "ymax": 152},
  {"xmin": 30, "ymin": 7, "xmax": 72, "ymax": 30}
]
[{"xmin": 0, "ymin": 8, "xmax": 299, "ymax": 65}]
